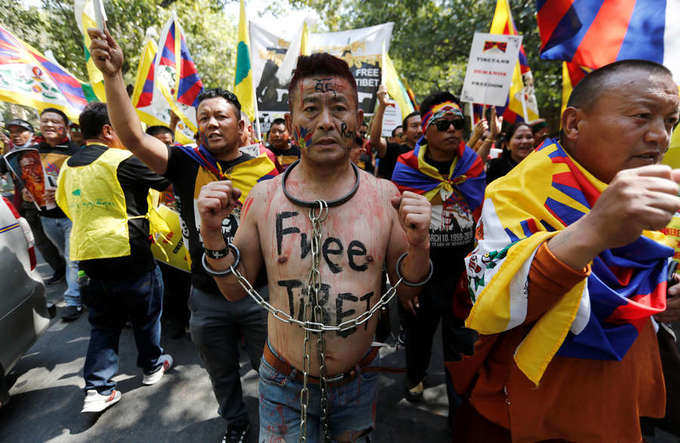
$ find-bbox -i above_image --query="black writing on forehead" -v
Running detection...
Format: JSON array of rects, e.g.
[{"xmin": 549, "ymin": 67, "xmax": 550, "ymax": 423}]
[{"xmin": 314, "ymin": 78, "xmax": 337, "ymax": 94}]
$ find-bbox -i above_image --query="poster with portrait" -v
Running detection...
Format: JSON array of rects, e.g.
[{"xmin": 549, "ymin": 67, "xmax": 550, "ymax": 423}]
[
  {"xmin": 4, "ymin": 148, "xmax": 48, "ymax": 210},
  {"xmin": 249, "ymin": 22, "xmax": 394, "ymax": 116}
]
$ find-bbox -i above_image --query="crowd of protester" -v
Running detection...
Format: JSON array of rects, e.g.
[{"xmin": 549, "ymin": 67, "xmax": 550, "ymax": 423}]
[{"xmin": 1, "ymin": 28, "xmax": 680, "ymax": 443}]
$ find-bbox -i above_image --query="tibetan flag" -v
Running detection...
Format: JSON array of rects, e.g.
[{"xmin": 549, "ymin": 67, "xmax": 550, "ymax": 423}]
[
  {"xmin": 0, "ymin": 24, "xmax": 90, "ymax": 122},
  {"xmin": 560, "ymin": 62, "xmax": 591, "ymax": 117},
  {"xmin": 489, "ymin": 0, "xmax": 540, "ymax": 124},
  {"xmin": 234, "ymin": 0, "xmax": 255, "ymax": 122},
  {"xmin": 392, "ymin": 139, "xmax": 485, "ymax": 221},
  {"xmin": 382, "ymin": 52, "xmax": 415, "ymax": 119},
  {"xmin": 536, "ymin": 0, "xmax": 680, "ymax": 82},
  {"xmin": 155, "ymin": 14, "xmax": 203, "ymax": 135},
  {"xmin": 74, "ymin": 0, "xmax": 106, "ymax": 102},
  {"xmin": 465, "ymin": 139, "xmax": 673, "ymax": 385},
  {"xmin": 130, "ymin": 33, "xmax": 194, "ymax": 145}
]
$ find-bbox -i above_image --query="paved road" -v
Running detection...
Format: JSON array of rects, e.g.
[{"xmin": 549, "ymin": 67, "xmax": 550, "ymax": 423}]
[{"xmin": 0, "ymin": 257, "xmax": 451, "ymax": 442}]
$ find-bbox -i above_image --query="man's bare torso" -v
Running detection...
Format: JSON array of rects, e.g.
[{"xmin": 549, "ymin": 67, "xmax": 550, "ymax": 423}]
[{"xmin": 255, "ymin": 168, "xmax": 398, "ymax": 375}]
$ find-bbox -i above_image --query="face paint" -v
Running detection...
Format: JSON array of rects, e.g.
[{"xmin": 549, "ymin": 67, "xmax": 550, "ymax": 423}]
[{"xmin": 294, "ymin": 126, "xmax": 314, "ymax": 150}]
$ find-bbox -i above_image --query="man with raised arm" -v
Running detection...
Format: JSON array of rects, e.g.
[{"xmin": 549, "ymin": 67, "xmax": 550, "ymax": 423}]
[
  {"xmin": 197, "ymin": 53, "xmax": 432, "ymax": 442},
  {"xmin": 88, "ymin": 28, "xmax": 278, "ymax": 443}
]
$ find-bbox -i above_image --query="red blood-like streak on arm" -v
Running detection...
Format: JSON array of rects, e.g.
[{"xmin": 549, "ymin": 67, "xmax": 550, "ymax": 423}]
[{"xmin": 241, "ymin": 196, "xmax": 254, "ymax": 220}]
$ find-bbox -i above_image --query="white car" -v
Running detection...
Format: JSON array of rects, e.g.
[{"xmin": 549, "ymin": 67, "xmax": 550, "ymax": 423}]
[{"xmin": 0, "ymin": 196, "xmax": 53, "ymax": 407}]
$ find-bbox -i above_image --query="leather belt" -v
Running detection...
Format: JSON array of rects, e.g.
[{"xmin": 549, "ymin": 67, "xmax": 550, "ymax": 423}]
[{"xmin": 263, "ymin": 343, "xmax": 380, "ymax": 387}]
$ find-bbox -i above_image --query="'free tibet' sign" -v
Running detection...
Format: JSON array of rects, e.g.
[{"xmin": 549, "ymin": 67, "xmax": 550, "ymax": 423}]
[{"xmin": 460, "ymin": 32, "xmax": 522, "ymax": 107}]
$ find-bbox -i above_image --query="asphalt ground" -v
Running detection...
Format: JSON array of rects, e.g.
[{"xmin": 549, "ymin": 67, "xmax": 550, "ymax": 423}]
[{"xmin": 0, "ymin": 255, "xmax": 451, "ymax": 442}]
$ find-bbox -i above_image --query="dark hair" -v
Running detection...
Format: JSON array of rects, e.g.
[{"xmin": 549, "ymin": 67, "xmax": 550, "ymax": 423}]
[
  {"xmin": 567, "ymin": 59, "xmax": 672, "ymax": 110},
  {"xmin": 79, "ymin": 102, "xmax": 110, "ymax": 139},
  {"xmin": 146, "ymin": 125, "xmax": 174, "ymax": 138},
  {"xmin": 196, "ymin": 88, "xmax": 241, "ymax": 114},
  {"xmin": 503, "ymin": 122, "xmax": 532, "ymax": 144},
  {"xmin": 402, "ymin": 112, "xmax": 420, "ymax": 129},
  {"xmin": 271, "ymin": 117, "xmax": 286, "ymax": 127},
  {"xmin": 40, "ymin": 107, "xmax": 69, "ymax": 126},
  {"xmin": 419, "ymin": 91, "xmax": 461, "ymax": 119},
  {"xmin": 288, "ymin": 53, "xmax": 358, "ymax": 109},
  {"xmin": 391, "ymin": 125, "xmax": 403, "ymax": 137}
]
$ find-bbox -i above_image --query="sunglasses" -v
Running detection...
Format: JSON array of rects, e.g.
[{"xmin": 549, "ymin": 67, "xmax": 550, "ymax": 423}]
[{"xmin": 433, "ymin": 118, "xmax": 465, "ymax": 131}]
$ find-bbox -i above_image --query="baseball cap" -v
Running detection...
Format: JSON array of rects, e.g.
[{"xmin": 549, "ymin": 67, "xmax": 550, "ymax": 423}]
[{"xmin": 5, "ymin": 119, "xmax": 34, "ymax": 133}]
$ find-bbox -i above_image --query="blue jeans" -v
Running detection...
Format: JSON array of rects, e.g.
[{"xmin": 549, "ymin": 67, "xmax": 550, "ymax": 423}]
[
  {"xmin": 82, "ymin": 266, "xmax": 164, "ymax": 395},
  {"xmin": 259, "ymin": 343, "xmax": 379, "ymax": 442},
  {"xmin": 188, "ymin": 285, "xmax": 267, "ymax": 426},
  {"xmin": 40, "ymin": 216, "xmax": 80, "ymax": 307}
]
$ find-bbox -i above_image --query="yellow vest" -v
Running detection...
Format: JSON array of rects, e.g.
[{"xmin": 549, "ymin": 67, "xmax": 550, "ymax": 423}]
[{"xmin": 56, "ymin": 148, "xmax": 140, "ymax": 261}]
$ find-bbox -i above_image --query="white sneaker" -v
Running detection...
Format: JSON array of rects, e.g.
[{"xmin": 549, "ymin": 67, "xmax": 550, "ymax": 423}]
[
  {"xmin": 81, "ymin": 389, "xmax": 121, "ymax": 413},
  {"xmin": 142, "ymin": 354, "xmax": 173, "ymax": 385}
]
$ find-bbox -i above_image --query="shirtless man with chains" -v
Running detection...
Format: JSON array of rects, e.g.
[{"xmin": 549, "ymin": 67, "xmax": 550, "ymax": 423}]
[{"xmin": 198, "ymin": 53, "xmax": 433, "ymax": 442}]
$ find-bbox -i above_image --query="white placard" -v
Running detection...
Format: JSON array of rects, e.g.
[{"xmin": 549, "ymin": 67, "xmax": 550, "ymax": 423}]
[
  {"xmin": 460, "ymin": 32, "xmax": 522, "ymax": 107},
  {"xmin": 381, "ymin": 102, "xmax": 402, "ymax": 138}
]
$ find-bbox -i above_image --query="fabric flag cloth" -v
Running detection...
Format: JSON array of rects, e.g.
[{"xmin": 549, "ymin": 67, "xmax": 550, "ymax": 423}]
[
  {"xmin": 560, "ymin": 62, "xmax": 590, "ymax": 117},
  {"xmin": 465, "ymin": 138, "xmax": 673, "ymax": 385},
  {"xmin": 536, "ymin": 0, "xmax": 680, "ymax": 83},
  {"xmin": 155, "ymin": 13, "xmax": 203, "ymax": 136},
  {"xmin": 489, "ymin": 0, "xmax": 539, "ymax": 123},
  {"xmin": 0, "ymin": 24, "xmax": 92, "ymax": 122},
  {"xmin": 176, "ymin": 144, "xmax": 278, "ymax": 192},
  {"xmin": 74, "ymin": 0, "xmax": 107, "ymax": 102},
  {"xmin": 234, "ymin": 0, "xmax": 256, "ymax": 122},
  {"xmin": 130, "ymin": 33, "xmax": 194, "ymax": 145},
  {"xmin": 381, "ymin": 52, "xmax": 414, "ymax": 119},
  {"xmin": 391, "ymin": 137, "xmax": 485, "ymax": 220},
  {"xmin": 275, "ymin": 20, "xmax": 310, "ymax": 85}
]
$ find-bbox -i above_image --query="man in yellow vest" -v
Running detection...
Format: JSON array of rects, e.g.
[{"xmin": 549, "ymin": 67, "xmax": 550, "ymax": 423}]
[{"xmin": 56, "ymin": 103, "xmax": 173, "ymax": 414}]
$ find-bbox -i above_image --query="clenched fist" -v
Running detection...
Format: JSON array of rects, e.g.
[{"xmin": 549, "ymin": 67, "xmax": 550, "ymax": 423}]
[
  {"xmin": 391, "ymin": 191, "xmax": 431, "ymax": 249},
  {"xmin": 197, "ymin": 181, "xmax": 242, "ymax": 241}
]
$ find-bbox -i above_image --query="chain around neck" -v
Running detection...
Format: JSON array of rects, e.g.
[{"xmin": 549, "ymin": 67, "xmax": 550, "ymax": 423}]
[{"xmin": 282, "ymin": 159, "xmax": 360, "ymax": 208}]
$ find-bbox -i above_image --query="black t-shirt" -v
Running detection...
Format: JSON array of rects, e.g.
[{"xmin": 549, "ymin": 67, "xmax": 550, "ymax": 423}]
[
  {"xmin": 163, "ymin": 145, "xmax": 256, "ymax": 293},
  {"xmin": 32, "ymin": 141, "xmax": 79, "ymax": 218},
  {"xmin": 69, "ymin": 144, "xmax": 170, "ymax": 279},
  {"xmin": 486, "ymin": 150, "xmax": 518, "ymax": 184},
  {"xmin": 267, "ymin": 143, "xmax": 300, "ymax": 171},
  {"xmin": 378, "ymin": 142, "xmax": 411, "ymax": 179}
]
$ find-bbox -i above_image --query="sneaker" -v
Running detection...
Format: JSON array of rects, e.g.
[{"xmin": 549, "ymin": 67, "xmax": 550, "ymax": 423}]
[
  {"xmin": 142, "ymin": 354, "xmax": 173, "ymax": 385},
  {"xmin": 222, "ymin": 422, "xmax": 250, "ymax": 443},
  {"xmin": 61, "ymin": 305, "xmax": 83, "ymax": 322},
  {"xmin": 405, "ymin": 381, "xmax": 424, "ymax": 403},
  {"xmin": 81, "ymin": 389, "xmax": 121, "ymax": 413},
  {"xmin": 45, "ymin": 270, "xmax": 65, "ymax": 285}
]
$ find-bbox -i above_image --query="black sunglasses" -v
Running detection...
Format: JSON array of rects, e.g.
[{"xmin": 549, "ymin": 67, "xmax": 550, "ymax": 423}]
[{"xmin": 433, "ymin": 118, "xmax": 465, "ymax": 131}]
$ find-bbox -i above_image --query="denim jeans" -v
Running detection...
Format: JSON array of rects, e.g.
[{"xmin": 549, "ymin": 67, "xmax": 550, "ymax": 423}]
[
  {"xmin": 258, "ymin": 343, "xmax": 380, "ymax": 442},
  {"xmin": 82, "ymin": 266, "xmax": 164, "ymax": 395},
  {"xmin": 188, "ymin": 285, "xmax": 267, "ymax": 426},
  {"xmin": 40, "ymin": 216, "xmax": 80, "ymax": 307}
]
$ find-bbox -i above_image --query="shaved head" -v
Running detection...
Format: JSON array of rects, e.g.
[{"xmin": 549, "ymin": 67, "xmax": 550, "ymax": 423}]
[{"xmin": 567, "ymin": 60, "xmax": 674, "ymax": 111}]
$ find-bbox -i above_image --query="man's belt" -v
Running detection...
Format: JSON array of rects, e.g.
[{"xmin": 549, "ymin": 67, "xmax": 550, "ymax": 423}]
[{"xmin": 263, "ymin": 343, "xmax": 380, "ymax": 387}]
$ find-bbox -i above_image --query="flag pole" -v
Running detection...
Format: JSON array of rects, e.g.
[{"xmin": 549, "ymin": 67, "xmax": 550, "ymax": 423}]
[{"xmin": 467, "ymin": 102, "xmax": 474, "ymax": 131}]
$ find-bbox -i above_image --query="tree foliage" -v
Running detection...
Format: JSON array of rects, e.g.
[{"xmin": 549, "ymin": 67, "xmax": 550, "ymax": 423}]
[
  {"xmin": 2, "ymin": 0, "xmax": 238, "ymax": 91},
  {"xmin": 291, "ymin": 0, "xmax": 563, "ymax": 127}
]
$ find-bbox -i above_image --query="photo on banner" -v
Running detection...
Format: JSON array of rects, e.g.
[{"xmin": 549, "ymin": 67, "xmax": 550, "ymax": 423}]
[{"xmin": 4, "ymin": 148, "xmax": 48, "ymax": 209}]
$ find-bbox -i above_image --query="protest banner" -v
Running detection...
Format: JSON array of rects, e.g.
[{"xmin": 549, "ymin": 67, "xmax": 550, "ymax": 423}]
[
  {"xmin": 460, "ymin": 32, "xmax": 522, "ymax": 107},
  {"xmin": 249, "ymin": 22, "xmax": 393, "ymax": 133}
]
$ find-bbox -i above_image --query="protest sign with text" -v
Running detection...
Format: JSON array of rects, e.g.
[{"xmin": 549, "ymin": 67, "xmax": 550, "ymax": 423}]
[{"xmin": 461, "ymin": 32, "xmax": 522, "ymax": 107}]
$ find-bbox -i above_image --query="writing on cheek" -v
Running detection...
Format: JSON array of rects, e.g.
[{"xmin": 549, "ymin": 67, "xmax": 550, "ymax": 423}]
[{"xmin": 339, "ymin": 122, "xmax": 355, "ymax": 140}]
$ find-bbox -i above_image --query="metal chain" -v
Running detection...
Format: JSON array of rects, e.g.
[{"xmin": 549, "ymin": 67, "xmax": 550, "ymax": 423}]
[{"xmin": 226, "ymin": 201, "xmax": 403, "ymax": 442}]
